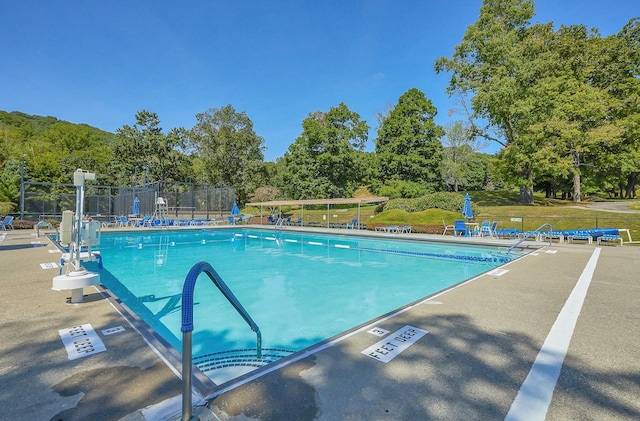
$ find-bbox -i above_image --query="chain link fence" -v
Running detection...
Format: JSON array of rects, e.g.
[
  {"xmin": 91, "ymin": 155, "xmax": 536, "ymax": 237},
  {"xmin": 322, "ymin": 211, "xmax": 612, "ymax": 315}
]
[{"xmin": 23, "ymin": 181, "xmax": 236, "ymax": 222}]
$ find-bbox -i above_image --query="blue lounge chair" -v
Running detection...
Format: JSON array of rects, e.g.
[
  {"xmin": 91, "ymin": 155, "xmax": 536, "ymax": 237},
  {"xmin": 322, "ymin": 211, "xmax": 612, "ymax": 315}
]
[
  {"xmin": 496, "ymin": 228, "xmax": 519, "ymax": 239},
  {"xmin": 0, "ymin": 216, "xmax": 14, "ymax": 231},
  {"xmin": 490, "ymin": 221, "xmax": 498, "ymax": 237},
  {"xmin": 453, "ymin": 219, "xmax": 467, "ymax": 237},
  {"xmin": 565, "ymin": 230, "xmax": 593, "ymax": 244},
  {"xmin": 596, "ymin": 228, "xmax": 624, "ymax": 246}
]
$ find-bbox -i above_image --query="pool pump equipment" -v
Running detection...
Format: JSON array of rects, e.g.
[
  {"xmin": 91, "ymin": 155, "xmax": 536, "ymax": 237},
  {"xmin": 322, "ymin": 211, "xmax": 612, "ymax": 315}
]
[{"xmin": 52, "ymin": 169, "xmax": 101, "ymax": 303}]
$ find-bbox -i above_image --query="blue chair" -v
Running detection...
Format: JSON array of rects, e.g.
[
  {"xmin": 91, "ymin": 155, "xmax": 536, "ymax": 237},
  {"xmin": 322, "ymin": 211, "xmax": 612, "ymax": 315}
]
[
  {"xmin": 480, "ymin": 221, "xmax": 492, "ymax": 237},
  {"xmin": 453, "ymin": 219, "xmax": 467, "ymax": 237},
  {"xmin": 0, "ymin": 216, "xmax": 14, "ymax": 231},
  {"xmin": 490, "ymin": 221, "xmax": 498, "ymax": 237}
]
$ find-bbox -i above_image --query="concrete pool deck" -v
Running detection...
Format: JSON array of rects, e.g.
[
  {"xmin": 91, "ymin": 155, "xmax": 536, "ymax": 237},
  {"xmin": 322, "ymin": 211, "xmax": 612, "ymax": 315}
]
[{"xmin": 0, "ymin": 227, "xmax": 638, "ymax": 420}]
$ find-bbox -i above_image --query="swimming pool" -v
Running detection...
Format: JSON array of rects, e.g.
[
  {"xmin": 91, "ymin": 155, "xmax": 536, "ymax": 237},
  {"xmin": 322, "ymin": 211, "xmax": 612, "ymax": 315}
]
[{"xmin": 95, "ymin": 228, "xmax": 519, "ymax": 385}]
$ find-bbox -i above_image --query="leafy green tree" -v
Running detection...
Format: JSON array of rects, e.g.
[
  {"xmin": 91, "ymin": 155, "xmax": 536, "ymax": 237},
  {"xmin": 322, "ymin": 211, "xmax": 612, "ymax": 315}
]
[
  {"xmin": 442, "ymin": 121, "xmax": 475, "ymax": 191},
  {"xmin": 435, "ymin": 0, "xmax": 541, "ymax": 203},
  {"xmin": 115, "ymin": 111, "xmax": 190, "ymax": 186},
  {"xmin": 590, "ymin": 18, "xmax": 640, "ymax": 198},
  {"xmin": 190, "ymin": 105, "xmax": 266, "ymax": 204},
  {"xmin": 524, "ymin": 25, "xmax": 623, "ymax": 202},
  {"xmin": 45, "ymin": 122, "xmax": 116, "ymax": 184},
  {"xmin": 282, "ymin": 103, "xmax": 369, "ymax": 199},
  {"xmin": 375, "ymin": 88, "xmax": 444, "ymax": 195},
  {"xmin": 0, "ymin": 159, "xmax": 20, "ymax": 203},
  {"xmin": 435, "ymin": 0, "xmax": 629, "ymax": 202}
]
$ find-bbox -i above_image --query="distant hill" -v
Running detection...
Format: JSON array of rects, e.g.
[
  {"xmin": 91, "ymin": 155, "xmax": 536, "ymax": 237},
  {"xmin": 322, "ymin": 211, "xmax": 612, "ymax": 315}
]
[
  {"xmin": 0, "ymin": 110, "xmax": 115, "ymax": 137},
  {"xmin": 0, "ymin": 110, "xmax": 119, "ymax": 185}
]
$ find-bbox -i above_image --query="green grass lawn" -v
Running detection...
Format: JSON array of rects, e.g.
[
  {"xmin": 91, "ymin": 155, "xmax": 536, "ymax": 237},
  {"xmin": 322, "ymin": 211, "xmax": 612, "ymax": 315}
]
[{"xmin": 245, "ymin": 191, "xmax": 640, "ymax": 241}]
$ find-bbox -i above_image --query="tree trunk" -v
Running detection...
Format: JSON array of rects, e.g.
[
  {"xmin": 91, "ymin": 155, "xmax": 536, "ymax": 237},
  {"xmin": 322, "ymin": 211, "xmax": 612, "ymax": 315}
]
[
  {"xmin": 573, "ymin": 172, "xmax": 581, "ymax": 202},
  {"xmin": 519, "ymin": 168, "xmax": 534, "ymax": 204},
  {"xmin": 624, "ymin": 174, "xmax": 638, "ymax": 199},
  {"xmin": 519, "ymin": 185, "xmax": 533, "ymax": 204},
  {"xmin": 572, "ymin": 152, "xmax": 581, "ymax": 202}
]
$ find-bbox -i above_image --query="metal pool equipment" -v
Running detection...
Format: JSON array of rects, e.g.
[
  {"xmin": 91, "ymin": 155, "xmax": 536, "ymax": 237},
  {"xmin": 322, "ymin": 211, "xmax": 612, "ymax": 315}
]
[
  {"xmin": 52, "ymin": 169, "xmax": 101, "ymax": 303},
  {"xmin": 181, "ymin": 261, "xmax": 262, "ymax": 421}
]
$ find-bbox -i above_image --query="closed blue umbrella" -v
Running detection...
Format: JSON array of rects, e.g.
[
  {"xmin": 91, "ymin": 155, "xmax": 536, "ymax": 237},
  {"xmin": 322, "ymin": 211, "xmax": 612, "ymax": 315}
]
[
  {"xmin": 462, "ymin": 194, "xmax": 473, "ymax": 220},
  {"xmin": 231, "ymin": 203, "xmax": 241, "ymax": 216},
  {"xmin": 133, "ymin": 197, "xmax": 140, "ymax": 216}
]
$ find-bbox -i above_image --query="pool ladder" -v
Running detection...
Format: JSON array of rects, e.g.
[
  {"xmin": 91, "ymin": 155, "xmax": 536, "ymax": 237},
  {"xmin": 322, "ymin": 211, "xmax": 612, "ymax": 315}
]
[
  {"xmin": 508, "ymin": 223, "xmax": 553, "ymax": 253},
  {"xmin": 180, "ymin": 261, "xmax": 261, "ymax": 421}
]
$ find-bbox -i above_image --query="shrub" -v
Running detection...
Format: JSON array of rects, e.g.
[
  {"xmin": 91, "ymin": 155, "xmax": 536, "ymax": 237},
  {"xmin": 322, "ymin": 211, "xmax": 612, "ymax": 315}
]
[
  {"xmin": 0, "ymin": 202, "xmax": 16, "ymax": 216},
  {"xmin": 377, "ymin": 180, "xmax": 431, "ymax": 199},
  {"xmin": 12, "ymin": 219, "xmax": 36, "ymax": 229}
]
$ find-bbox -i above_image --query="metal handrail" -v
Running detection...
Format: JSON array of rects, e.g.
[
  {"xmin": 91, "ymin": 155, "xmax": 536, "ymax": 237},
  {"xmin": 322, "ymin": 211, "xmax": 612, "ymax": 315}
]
[
  {"xmin": 180, "ymin": 261, "xmax": 262, "ymax": 421},
  {"xmin": 274, "ymin": 217, "xmax": 285, "ymax": 230},
  {"xmin": 508, "ymin": 223, "xmax": 553, "ymax": 253}
]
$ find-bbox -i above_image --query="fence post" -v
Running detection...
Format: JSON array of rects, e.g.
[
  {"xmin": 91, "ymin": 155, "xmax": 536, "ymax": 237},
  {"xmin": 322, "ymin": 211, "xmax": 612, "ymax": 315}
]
[{"xmin": 191, "ymin": 184, "xmax": 195, "ymax": 220}]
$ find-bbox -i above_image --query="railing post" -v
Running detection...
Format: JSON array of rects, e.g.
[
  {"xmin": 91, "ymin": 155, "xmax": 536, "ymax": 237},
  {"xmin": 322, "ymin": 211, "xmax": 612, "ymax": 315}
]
[
  {"xmin": 181, "ymin": 332, "xmax": 193, "ymax": 421},
  {"xmin": 181, "ymin": 261, "xmax": 262, "ymax": 421}
]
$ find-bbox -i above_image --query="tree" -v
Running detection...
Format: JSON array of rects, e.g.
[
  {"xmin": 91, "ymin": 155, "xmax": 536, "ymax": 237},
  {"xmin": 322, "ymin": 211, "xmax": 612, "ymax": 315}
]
[
  {"xmin": 190, "ymin": 105, "xmax": 266, "ymax": 204},
  {"xmin": 282, "ymin": 103, "xmax": 369, "ymax": 199},
  {"xmin": 442, "ymin": 121, "xmax": 475, "ymax": 191},
  {"xmin": 375, "ymin": 88, "xmax": 444, "ymax": 196},
  {"xmin": 435, "ymin": 0, "xmax": 628, "ymax": 202},
  {"xmin": 0, "ymin": 159, "xmax": 20, "ymax": 204},
  {"xmin": 590, "ymin": 18, "xmax": 640, "ymax": 198},
  {"xmin": 523, "ymin": 25, "xmax": 623, "ymax": 202},
  {"xmin": 115, "ymin": 111, "xmax": 189, "ymax": 185},
  {"xmin": 435, "ymin": 0, "xmax": 540, "ymax": 203}
]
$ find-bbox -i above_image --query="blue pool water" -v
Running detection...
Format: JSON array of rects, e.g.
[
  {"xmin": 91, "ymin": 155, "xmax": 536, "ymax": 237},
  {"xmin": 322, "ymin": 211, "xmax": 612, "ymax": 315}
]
[{"xmin": 96, "ymin": 228, "xmax": 517, "ymax": 383}]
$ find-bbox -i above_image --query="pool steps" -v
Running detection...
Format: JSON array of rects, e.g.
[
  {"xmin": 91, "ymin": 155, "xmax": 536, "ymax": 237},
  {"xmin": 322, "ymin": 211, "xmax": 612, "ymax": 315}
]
[{"xmin": 194, "ymin": 348, "xmax": 296, "ymax": 373}]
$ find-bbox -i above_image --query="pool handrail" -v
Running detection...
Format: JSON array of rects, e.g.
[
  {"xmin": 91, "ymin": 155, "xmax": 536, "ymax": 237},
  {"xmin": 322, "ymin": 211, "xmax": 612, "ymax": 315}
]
[
  {"xmin": 508, "ymin": 223, "xmax": 553, "ymax": 253},
  {"xmin": 180, "ymin": 261, "xmax": 262, "ymax": 421}
]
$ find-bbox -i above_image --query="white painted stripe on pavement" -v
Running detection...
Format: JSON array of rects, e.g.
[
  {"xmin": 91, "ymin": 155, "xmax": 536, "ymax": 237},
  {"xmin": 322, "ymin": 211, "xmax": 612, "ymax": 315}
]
[{"xmin": 505, "ymin": 247, "xmax": 601, "ymax": 421}]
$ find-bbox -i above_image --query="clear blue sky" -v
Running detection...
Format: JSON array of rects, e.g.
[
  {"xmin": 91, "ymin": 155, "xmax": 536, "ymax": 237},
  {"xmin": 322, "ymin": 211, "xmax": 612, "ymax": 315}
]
[{"xmin": 1, "ymin": 1, "xmax": 637, "ymax": 161}]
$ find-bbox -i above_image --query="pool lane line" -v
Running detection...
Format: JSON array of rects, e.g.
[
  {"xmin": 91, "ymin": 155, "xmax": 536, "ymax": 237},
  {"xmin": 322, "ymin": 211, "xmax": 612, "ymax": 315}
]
[{"xmin": 505, "ymin": 247, "xmax": 601, "ymax": 421}]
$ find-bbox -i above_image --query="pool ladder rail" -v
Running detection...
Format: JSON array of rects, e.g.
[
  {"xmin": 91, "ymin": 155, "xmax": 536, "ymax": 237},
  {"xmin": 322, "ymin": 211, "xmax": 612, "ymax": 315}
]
[
  {"xmin": 180, "ymin": 261, "xmax": 262, "ymax": 421},
  {"xmin": 508, "ymin": 223, "xmax": 553, "ymax": 253}
]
